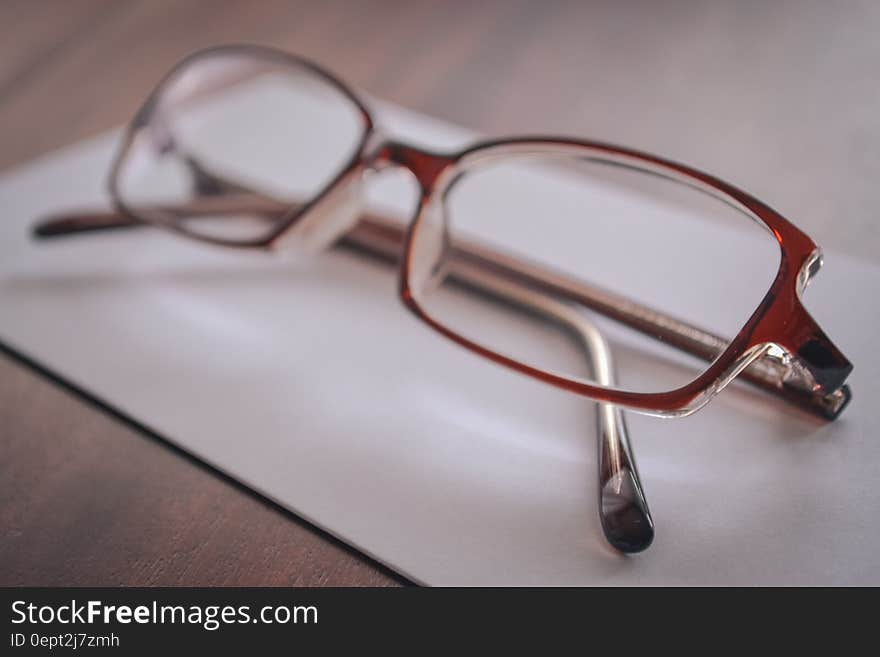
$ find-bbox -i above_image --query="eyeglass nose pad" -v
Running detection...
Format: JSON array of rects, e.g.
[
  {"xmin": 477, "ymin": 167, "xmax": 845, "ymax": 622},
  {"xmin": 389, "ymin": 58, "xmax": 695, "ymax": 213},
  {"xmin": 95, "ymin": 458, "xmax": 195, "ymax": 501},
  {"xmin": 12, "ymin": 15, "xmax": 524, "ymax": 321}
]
[{"xmin": 274, "ymin": 167, "xmax": 364, "ymax": 256}]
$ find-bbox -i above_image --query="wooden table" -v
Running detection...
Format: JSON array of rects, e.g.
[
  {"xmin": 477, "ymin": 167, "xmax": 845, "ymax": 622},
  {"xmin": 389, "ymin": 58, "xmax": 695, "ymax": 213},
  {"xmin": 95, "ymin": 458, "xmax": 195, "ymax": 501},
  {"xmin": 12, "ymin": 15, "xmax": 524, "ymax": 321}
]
[{"xmin": 2, "ymin": 0, "xmax": 877, "ymax": 585}]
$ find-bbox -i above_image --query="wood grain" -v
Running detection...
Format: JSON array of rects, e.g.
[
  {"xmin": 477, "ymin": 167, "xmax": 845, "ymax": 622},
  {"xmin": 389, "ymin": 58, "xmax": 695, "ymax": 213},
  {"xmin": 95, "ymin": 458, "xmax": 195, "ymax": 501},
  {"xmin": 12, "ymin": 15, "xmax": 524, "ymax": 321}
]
[{"xmin": 1, "ymin": 0, "xmax": 877, "ymax": 585}]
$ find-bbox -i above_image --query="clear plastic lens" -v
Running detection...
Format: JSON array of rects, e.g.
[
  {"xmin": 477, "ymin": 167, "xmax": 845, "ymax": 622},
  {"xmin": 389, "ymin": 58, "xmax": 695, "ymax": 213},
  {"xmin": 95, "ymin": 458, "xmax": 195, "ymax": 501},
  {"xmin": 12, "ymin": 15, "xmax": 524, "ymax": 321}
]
[
  {"xmin": 115, "ymin": 51, "xmax": 365, "ymax": 243},
  {"xmin": 408, "ymin": 150, "xmax": 781, "ymax": 394}
]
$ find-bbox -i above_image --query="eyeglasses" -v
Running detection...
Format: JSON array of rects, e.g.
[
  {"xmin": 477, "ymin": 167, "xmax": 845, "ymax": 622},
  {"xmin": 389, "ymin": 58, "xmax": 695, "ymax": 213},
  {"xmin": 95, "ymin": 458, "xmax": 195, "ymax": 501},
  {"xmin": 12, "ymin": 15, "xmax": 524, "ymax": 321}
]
[{"xmin": 34, "ymin": 44, "xmax": 853, "ymax": 553}]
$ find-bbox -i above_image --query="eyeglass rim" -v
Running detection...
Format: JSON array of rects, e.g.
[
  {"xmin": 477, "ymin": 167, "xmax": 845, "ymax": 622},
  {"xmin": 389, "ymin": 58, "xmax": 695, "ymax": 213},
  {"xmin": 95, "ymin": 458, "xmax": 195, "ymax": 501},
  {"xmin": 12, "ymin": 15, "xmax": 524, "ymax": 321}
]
[
  {"xmin": 397, "ymin": 134, "xmax": 851, "ymax": 416},
  {"xmin": 107, "ymin": 43, "xmax": 375, "ymax": 249}
]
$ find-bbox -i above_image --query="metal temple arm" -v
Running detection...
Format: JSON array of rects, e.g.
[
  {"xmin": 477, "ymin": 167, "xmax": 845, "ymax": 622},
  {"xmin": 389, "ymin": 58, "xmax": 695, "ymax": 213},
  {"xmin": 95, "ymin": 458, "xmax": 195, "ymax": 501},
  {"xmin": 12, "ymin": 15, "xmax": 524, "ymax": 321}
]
[{"xmin": 447, "ymin": 256, "xmax": 654, "ymax": 552}]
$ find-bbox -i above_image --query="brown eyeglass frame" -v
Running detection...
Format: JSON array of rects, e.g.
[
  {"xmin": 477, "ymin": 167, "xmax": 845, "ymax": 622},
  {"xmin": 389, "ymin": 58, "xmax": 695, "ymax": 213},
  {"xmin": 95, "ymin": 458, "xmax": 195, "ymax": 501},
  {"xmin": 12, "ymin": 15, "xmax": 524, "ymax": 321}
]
[{"xmin": 33, "ymin": 44, "xmax": 853, "ymax": 421}]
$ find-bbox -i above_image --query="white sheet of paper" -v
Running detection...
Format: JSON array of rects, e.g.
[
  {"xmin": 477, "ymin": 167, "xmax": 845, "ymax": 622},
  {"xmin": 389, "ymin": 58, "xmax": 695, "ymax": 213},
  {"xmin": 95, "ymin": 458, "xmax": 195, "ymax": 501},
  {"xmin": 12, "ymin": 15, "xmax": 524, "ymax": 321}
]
[{"xmin": 1, "ymin": 97, "xmax": 878, "ymax": 585}]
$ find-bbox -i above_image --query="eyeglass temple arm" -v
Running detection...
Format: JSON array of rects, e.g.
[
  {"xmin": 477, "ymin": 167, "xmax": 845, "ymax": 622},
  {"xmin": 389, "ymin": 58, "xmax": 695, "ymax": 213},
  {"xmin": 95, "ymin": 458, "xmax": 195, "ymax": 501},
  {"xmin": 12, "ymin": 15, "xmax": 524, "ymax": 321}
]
[
  {"xmin": 345, "ymin": 224, "xmax": 654, "ymax": 552},
  {"xmin": 32, "ymin": 198, "xmax": 851, "ymax": 420},
  {"xmin": 447, "ymin": 256, "xmax": 654, "ymax": 553}
]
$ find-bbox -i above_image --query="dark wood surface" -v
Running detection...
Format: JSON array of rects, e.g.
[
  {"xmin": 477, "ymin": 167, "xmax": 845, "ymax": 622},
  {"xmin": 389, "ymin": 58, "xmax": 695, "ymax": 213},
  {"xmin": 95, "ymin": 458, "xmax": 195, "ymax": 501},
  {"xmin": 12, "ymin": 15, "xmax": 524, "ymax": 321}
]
[{"xmin": 1, "ymin": 0, "xmax": 876, "ymax": 586}]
